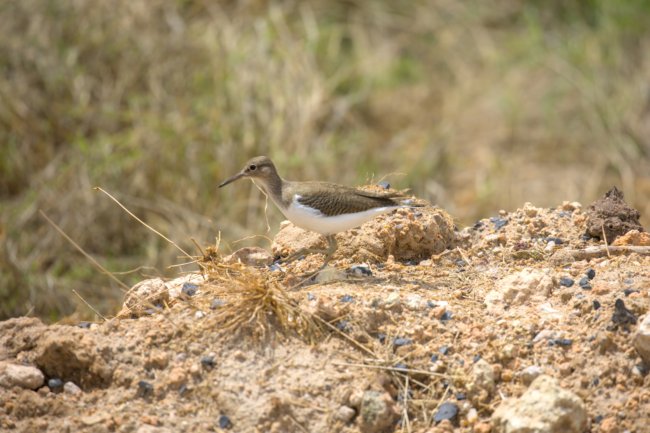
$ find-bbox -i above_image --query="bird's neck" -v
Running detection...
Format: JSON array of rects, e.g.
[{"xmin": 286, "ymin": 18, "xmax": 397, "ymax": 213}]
[{"xmin": 253, "ymin": 172, "xmax": 286, "ymax": 209}]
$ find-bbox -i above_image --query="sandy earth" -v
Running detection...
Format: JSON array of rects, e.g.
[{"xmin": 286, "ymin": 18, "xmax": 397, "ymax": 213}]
[{"xmin": 1, "ymin": 190, "xmax": 649, "ymax": 433}]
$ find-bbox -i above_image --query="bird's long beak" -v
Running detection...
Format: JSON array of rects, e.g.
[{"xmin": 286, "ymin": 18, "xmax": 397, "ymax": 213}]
[{"xmin": 218, "ymin": 171, "xmax": 245, "ymax": 188}]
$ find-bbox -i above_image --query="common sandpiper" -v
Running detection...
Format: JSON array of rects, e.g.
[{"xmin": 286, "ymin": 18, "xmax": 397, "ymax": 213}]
[{"xmin": 219, "ymin": 156, "xmax": 415, "ymax": 268}]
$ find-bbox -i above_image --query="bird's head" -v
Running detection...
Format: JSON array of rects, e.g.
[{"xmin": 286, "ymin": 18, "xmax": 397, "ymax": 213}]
[{"xmin": 218, "ymin": 156, "xmax": 278, "ymax": 188}]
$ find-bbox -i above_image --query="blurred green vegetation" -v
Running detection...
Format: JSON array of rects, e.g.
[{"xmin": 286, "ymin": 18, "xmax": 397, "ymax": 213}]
[{"xmin": 1, "ymin": 0, "xmax": 649, "ymax": 321}]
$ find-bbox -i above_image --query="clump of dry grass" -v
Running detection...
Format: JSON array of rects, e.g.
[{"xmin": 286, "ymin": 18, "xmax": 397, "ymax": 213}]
[{"xmin": 200, "ymin": 247, "xmax": 322, "ymax": 342}]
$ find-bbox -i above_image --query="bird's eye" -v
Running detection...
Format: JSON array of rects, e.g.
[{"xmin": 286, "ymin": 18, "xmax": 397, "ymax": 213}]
[{"xmin": 249, "ymin": 164, "xmax": 257, "ymax": 171}]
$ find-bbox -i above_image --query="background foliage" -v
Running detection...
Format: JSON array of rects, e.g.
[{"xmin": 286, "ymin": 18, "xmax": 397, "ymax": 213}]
[{"xmin": 1, "ymin": 0, "xmax": 649, "ymax": 320}]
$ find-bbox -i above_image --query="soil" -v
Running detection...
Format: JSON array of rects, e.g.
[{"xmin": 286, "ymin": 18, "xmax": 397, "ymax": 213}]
[{"xmin": 1, "ymin": 192, "xmax": 649, "ymax": 433}]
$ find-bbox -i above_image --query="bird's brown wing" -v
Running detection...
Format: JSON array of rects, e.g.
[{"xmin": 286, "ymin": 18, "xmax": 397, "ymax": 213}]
[{"xmin": 294, "ymin": 183, "xmax": 402, "ymax": 217}]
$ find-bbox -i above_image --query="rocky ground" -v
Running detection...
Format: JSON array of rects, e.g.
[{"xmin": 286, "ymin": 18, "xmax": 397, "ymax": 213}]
[{"xmin": 1, "ymin": 188, "xmax": 650, "ymax": 433}]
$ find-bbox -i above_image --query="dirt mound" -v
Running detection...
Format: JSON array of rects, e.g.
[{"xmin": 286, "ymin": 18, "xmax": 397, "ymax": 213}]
[
  {"xmin": 272, "ymin": 205, "xmax": 456, "ymax": 263},
  {"xmin": 585, "ymin": 186, "xmax": 644, "ymax": 242},
  {"xmin": 1, "ymin": 199, "xmax": 650, "ymax": 433}
]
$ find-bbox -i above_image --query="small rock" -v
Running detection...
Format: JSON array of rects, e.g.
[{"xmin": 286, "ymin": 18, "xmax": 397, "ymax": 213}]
[
  {"xmin": 469, "ymin": 359, "xmax": 495, "ymax": 395},
  {"xmin": 201, "ymin": 356, "xmax": 216, "ymax": 369},
  {"xmin": 334, "ymin": 405, "xmax": 356, "ymax": 423},
  {"xmin": 466, "ymin": 407, "xmax": 479, "ymax": 424},
  {"xmin": 439, "ymin": 346, "xmax": 449, "ymax": 355},
  {"xmin": 359, "ymin": 391, "xmax": 399, "ymax": 433},
  {"xmin": 485, "ymin": 269, "xmax": 555, "ymax": 311},
  {"xmin": 549, "ymin": 338, "xmax": 573, "ymax": 347},
  {"xmin": 433, "ymin": 402, "xmax": 459, "ymax": 424},
  {"xmin": 223, "ymin": 247, "xmax": 273, "ymax": 267},
  {"xmin": 48, "ymin": 377, "xmax": 64, "ymax": 392},
  {"xmin": 384, "ymin": 293, "xmax": 401, "ymax": 308},
  {"xmin": 378, "ymin": 181, "xmax": 391, "ymax": 190},
  {"xmin": 559, "ymin": 277, "xmax": 574, "ymax": 287},
  {"xmin": 633, "ymin": 314, "xmax": 650, "ymax": 363},
  {"xmin": 315, "ymin": 266, "xmax": 346, "ymax": 283},
  {"xmin": 585, "ymin": 268, "xmax": 596, "ymax": 280},
  {"xmin": 593, "ymin": 300, "xmax": 601, "ymax": 310},
  {"xmin": 612, "ymin": 298, "xmax": 637, "ymax": 327},
  {"xmin": 519, "ymin": 365, "xmax": 543, "ymax": 386},
  {"xmin": 599, "ymin": 416, "xmax": 619, "ymax": 433},
  {"xmin": 393, "ymin": 337, "xmax": 413, "ymax": 347},
  {"xmin": 490, "ymin": 217, "xmax": 508, "ymax": 230},
  {"xmin": 194, "ymin": 311, "xmax": 205, "ymax": 319},
  {"xmin": 440, "ymin": 311, "xmax": 453, "ymax": 322},
  {"xmin": 350, "ymin": 264, "xmax": 373, "ymax": 277},
  {"xmin": 0, "ymin": 363, "xmax": 45, "ymax": 390},
  {"xmin": 63, "ymin": 381, "xmax": 82, "ymax": 395},
  {"xmin": 611, "ymin": 229, "xmax": 650, "ymax": 246},
  {"xmin": 404, "ymin": 294, "xmax": 425, "ymax": 310},
  {"xmin": 218, "ymin": 414, "xmax": 233, "ymax": 430},
  {"xmin": 491, "ymin": 375, "xmax": 587, "ymax": 433},
  {"xmin": 181, "ymin": 283, "xmax": 198, "ymax": 297},
  {"xmin": 210, "ymin": 299, "xmax": 226, "ymax": 309},
  {"xmin": 578, "ymin": 277, "xmax": 592, "ymax": 290},
  {"xmin": 77, "ymin": 321, "xmax": 92, "ymax": 329},
  {"xmin": 340, "ymin": 294, "xmax": 354, "ymax": 303},
  {"xmin": 136, "ymin": 380, "xmax": 154, "ymax": 399}
]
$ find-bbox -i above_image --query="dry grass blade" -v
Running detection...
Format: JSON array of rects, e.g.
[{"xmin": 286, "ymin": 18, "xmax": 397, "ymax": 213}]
[{"xmin": 203, "ymin": 253, "xmax": 321, "ymax": 342}]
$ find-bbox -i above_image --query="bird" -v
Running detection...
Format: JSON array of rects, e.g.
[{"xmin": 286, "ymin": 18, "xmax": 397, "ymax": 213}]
[{"xmin": 219, "ymin": 156, "xmax": 415, "ymax": 268}]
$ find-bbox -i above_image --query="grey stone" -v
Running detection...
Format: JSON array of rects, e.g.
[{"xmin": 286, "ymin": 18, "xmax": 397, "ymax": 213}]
[{"xmin": 492, "ymin": 375, "xmax": 587, "ymax": 433}]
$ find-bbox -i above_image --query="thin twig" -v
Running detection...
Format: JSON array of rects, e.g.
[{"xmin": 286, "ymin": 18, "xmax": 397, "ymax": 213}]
[
  {"xmin": 601, "ymin": 223, "xmax": 611, "ymax": 258},
  {"xmin": 331, "ymin": 361, "xmax": 452, "ymax": 379},
  {"xmin": 93, "ymin": 187, "xmax": 193, "ymax": 259},
  {"xmin": 40, "ymin": 210, "xmax": 130, "ymax": 292},
  {"xmin": 72, "ymin": 289, "xmax": 108, "ymax": 322}
]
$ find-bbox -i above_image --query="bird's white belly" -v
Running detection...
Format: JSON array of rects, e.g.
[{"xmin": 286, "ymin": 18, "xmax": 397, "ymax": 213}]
[{"xmin": 282, "ymin": 196, "xmax": 397, "ymax": 235}]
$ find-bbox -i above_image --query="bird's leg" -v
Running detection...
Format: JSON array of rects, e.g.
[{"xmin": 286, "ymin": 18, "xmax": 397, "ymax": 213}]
[{"xmin": 278, "ymin": 235, "xmax": 337, "ymax": 265}]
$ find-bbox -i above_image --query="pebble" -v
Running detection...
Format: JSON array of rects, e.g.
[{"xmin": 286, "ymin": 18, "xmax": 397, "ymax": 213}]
[
  {"xmin": 585, "ymin": 268, "xmax": 596, "ymax": 280},
  {"xmin": 339, "ymin": 294, "xmax": 354, "ymax": 303},
  {"xmin": 559, "ymin": 277, "xmax": 574, "ymax": 287},
  {"xmin": 378, "ymin": 181, "xmax": 391, "ymax": 190},
  {"xmin": 490, "ymin": 217, "xmax": 508, "ymax": 230},
  {"xmin": 548, "ymin": 338, "xmax": 573, "ymax": 347},
  {"xmin": 612, "ymin": 299, "xmax": 637, "ymax": 327},
  {"xmin": 492, "ymin": 375, "xmax": 586, "ymax": 433},
  {"xmin": 519, "ymin": 365, "xmax": 543, "ymax": 385},
  {"xmin": 77, "ymin": 321, "xmax": 92, "ymax": 329},
  {"xmin": 350, "ymin": 264, "xmax": 372, "ymax": 277},
  {"xmin": 210, "ymin": 299, "xmax": 226, "ymax": 310},
  {"xmin": 466, "ymin": 407, "xmax": 478, "ymax": 424},
  {"xmin": 63, "ymin": 381, "xmax": 82, "ymax": 395},
  {"xmin": 433, "ymin": 402, "xmax": 459, "ymax": 424},
  {"xmin": 404, "ymin": 294, "xmax": 425, "ymax": 310},
  {"xmin": 359, "ymin": 391, "xmax": 399, "ymax": 433},
  {"xmin": 334, "ymin": 405, "xmax": 356, "ymax": 423},
  {"xmin": 578, "ymin": 277, "xmax": 592, "ymax": 290},
  {"xmin": 48, "ymin": 378, "xmax": 64, "ymax": 392},
  {"xmin": 439, "ymin": 311, "xmax": 453, "ymax": 322},
  {"xmin": 439, "ymin": 346, "xmax": 449, "ymax": 355},
  {"xmin": 393, "ymin": 337, "xmax": 413, "ymax": 347},
  {"xmin": 218, "ymin": 414, "xmax": 232, "ymax": 430},
  {"xmin": 0, "ymin": 363, "xmax": 45, "ymax": 390},
  {"xmin": 593, "ymin": 300, "xmax": 601, "ymax": 310},
  {"xmin": 194, "ymin": 311, "xmax": 205, "ymax": 319},
  {"xmin": 469, "ymin": 359, "xmax": 495, "ymax": 395},
  {"xmin": 136, "ymin": 380, "xmax": 154, "ymax": 399},
  {"xmin": 201, "ymin": 356, "xmax": 216, "ymax": 369},
  {"xmin": 633, "ymin": 314, "xmax": 650, "ymax": 363},
  {"xmin": 307, "ymin": 292, "xmax": 316, "ymax": 301},
  {"xmin": 181, "ymin": 283, "xmax": 198, "ymax": 297}
]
